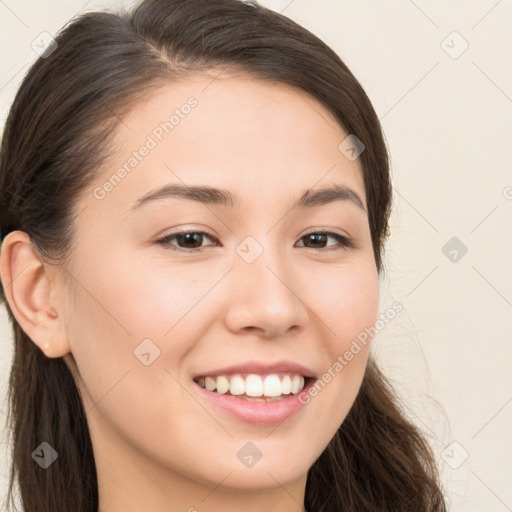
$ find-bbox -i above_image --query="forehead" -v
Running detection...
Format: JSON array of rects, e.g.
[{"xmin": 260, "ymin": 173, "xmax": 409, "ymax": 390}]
[{"xmin": 80, "ymin": 72, "xmax": 366, "ymax": 217}]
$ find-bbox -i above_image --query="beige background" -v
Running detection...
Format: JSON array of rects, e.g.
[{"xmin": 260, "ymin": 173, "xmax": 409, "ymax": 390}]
[{"xmin": 1, "ymin": 0, "xmax": 511, "ymax": 510}]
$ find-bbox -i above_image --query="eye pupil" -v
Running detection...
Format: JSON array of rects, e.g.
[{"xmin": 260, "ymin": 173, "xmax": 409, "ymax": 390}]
[
  {"xmin": 305, "ymin": 233, "xmax": 327, "ymax": 248},
  {"xmin": 178, "ymin": 232, "xmax": 203, "ymax": 248}
]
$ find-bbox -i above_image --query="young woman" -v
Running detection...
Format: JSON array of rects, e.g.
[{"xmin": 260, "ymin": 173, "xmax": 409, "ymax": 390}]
[{"xmin": 0, "ymin": 0, "xmax": 447, "ymax": 510}]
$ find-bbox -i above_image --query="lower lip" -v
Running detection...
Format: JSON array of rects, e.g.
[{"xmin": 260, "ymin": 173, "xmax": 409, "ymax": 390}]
[{"xmin": 194, "ymin": 380, "xmax": 314, "ymax": 426}]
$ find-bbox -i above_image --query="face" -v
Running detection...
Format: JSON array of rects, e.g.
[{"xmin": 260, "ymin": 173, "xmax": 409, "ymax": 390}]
[{"xmin": 59, "ymin": 72, "xmax": 379, "ymax": 495}]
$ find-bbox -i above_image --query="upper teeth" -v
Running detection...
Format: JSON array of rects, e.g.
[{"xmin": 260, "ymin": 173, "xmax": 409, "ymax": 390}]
[{"xmin": 196, "ymin": 373, "xmax": 306, "ymax": 397}]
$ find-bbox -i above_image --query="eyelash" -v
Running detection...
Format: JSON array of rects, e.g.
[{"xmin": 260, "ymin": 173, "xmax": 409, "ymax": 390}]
[{"xmin": 155, "ymin": 229, "xmax": 356, "ymax": 253}]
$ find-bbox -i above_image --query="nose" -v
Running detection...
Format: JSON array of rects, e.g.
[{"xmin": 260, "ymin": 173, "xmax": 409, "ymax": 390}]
[{"xmin": 223, "ymin": 242, "xmax": 309, "ymax": 339}]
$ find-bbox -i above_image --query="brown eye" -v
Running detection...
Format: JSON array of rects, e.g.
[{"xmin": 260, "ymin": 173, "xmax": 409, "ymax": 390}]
[
  {"xmin": 156, "ymin": 230, "xmax": 219, "ymax": 251},
  {"xmin": 297, "ymin": 231, "xmax": 355, "ymax": 251}
]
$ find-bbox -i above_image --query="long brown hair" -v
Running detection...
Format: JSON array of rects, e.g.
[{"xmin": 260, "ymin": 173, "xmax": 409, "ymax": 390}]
[{"xmin": 0, "ymin": 0, "xmax": 446, "ymax": 510}]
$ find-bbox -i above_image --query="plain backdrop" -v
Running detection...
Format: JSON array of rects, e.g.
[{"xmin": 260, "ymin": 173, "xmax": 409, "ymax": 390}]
[{"xmin": 1, "ymin": 0, "xmax": 511, "ymax": 510}]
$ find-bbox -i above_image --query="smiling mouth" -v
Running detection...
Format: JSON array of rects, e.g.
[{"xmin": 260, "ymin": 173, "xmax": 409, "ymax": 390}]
[{"xmin": 193, "ymin": 372, "xmax": 311, "ymax": 402}]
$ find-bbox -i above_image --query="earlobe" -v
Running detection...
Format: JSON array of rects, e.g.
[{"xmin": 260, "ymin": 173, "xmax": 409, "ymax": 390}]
[{"xmin": 0, "ymin": 230, "xmax": 70, "ymax": 358}]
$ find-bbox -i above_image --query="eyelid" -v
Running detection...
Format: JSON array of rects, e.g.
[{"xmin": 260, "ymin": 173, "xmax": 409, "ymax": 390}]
[
  {"xmin": 155, "ymin": 227, "xmax": 219, "ymax": 251},
  {"xmin": 300, "ymin": 226, "xmax": 352, "ymax": 240},
  {"xmin": 298, "ymin": 228, "xmax": 356, "ymax": 251}
]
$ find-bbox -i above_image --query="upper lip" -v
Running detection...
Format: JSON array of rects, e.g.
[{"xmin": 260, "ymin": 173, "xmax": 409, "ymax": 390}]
[{"xmin": 194, "ymin": 360, "xmax": 317, "ymax": 379}]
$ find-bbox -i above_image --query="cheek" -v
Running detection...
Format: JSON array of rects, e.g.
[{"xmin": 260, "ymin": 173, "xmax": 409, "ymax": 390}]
[
  {"xmin": 315, "ymin": 260, "xmax": 380, "ymax": 352},
  {"xmin": 70, "ymin": 249, "xmax": 215, "ymax": 351},
  {"xmin": 63, "ymin": 249, "xmax": 226, "ymax": 425},
  {"xmin": 300, "ymin": 260, "xmax": 379, "ymax": 427},
  {"xmin": 99, "ymin": 253, "xmax": 222, "ymax": 340}
]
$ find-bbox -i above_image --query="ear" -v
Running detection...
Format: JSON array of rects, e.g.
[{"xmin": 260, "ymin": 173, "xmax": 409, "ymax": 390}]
[{"xmin": 0, "ymin": 230, "xmax": 71, "ymax": 358}]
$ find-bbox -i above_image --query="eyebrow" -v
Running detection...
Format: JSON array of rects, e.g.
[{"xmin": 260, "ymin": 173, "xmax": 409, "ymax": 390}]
[{"xmin": 130, "ymin": 183, "xmax": 366, "ymax": 212}]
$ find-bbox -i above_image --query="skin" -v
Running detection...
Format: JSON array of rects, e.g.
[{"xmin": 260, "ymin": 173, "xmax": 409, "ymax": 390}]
[{"xmin": 1, "ymin": 71, "xmax": 380, "ymax": 512}]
